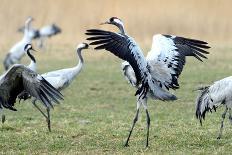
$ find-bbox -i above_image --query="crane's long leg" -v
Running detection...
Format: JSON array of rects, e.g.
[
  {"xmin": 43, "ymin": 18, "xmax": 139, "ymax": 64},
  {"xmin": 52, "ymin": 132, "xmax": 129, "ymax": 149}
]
[
  {"xmin": 141, "ymin": 97, "xmax": 150, "ymax": 147},
  {"xmin": 145, "ymin": 109, "xmax": 150, "ymax": 147},
  {"xmin": 32, "ymin": 99, "xmax": 52, "ymax": 132},
  {"xmin": 32, "ymin": 99, "xmax": 48, "ymax": 119},
  {"xmin": 229, "ymin": 108, "xmax": 232, "ymax": 124},
  {"xmin": 217, "ymin": 107, "xmax": 228, "ymax": 139},
  {"xmin": 0, "ymin": 109, "xmax": 5, "ymax": 124},
  {"xmin": 2, "ymin": 114, "xmax": 5, "ymax": 124},
  {"xmin": 47, "ymin": 108, "xmax": 51, "ymax": 132},
  {"xmin": 124, "ymin": 99, "xmax": 141, "ymax": 147}
]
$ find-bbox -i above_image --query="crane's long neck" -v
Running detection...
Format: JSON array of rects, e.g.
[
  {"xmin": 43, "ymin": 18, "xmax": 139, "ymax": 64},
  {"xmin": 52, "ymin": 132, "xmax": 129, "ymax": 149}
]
[
  {"xmin": 28, "ymin": 60, "xmax": 37, "ymax": 71},
  {"xmin": 69, "ymin": 48, "xmax": 84, "ymax": 80},
  {"xmin": 117, "ymin": 23, "xmax": 125, "ymax": 34},
  {"xmin": 23, "ymin": 20, "xmax": 32, "ymax": 41},
  {"xmin": 27, "ymin": 50, "xmax": 36, "ymax": 64}
]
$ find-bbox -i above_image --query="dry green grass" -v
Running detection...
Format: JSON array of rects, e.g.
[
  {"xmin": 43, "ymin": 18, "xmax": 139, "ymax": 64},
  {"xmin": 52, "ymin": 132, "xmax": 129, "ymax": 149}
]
[{"xmin": 0, "ymin": 45, "xmax": 231, "ymax": 154}]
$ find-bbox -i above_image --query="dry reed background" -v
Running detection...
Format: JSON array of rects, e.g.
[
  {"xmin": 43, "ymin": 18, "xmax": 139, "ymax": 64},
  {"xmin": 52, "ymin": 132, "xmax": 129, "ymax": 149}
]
[{"xmin": 0, "ymin": 0, "xmax": 231, "ymax": 49}]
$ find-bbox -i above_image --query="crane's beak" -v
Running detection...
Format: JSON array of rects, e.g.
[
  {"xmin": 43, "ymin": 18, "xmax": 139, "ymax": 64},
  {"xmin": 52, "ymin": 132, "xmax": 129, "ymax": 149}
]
[
  {"xmin": 100, "ymin": 21, "xmax": 110, "ymax": 25},
  {"xmin": 31, "ymin": 48, "xmax": 38, "ymax": 52}
]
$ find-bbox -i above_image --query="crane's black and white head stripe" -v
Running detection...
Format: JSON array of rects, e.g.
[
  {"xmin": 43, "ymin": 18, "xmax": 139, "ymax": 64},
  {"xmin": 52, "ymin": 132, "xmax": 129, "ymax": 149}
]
[
  {"xmin": 24, "ymin": 44, "xmax": 36, "ymax": 62},
  {"xmin": 77, "ymin": 43, "xmax": 89, "ymax": 50},
  {"xmin": 24, "ymin": 44, "xmax": 33, "ymax": 52},
  {"xmin": 101, "ymin": 17, "xmax": 124, "ymax": 28}
]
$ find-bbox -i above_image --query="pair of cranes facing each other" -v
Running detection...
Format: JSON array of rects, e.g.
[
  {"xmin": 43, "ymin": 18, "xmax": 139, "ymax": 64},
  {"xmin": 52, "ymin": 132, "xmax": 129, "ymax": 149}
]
[{"xmin": 1, "ymin": 43, "xmax": 89, "ymax": 132}]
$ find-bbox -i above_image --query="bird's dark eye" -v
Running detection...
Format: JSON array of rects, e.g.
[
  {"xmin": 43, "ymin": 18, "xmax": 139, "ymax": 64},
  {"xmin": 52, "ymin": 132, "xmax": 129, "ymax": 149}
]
[{"xmin": 110, "ymin": 18, "xmax": 114, "ymax": 22}]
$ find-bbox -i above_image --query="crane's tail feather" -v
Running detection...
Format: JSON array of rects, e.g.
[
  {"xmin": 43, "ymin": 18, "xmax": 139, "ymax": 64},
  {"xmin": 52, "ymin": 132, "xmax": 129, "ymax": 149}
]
[
  {"xmin": 195, "ymin": 86, "xmax": 218, "ymax": 125},
  {"xmin": 38, "ymin": 77, "xmax": 64, "ymax": 108},
  {"xmin": 135, "ymin": 78, "xmax": 177, "ymax": 101}
]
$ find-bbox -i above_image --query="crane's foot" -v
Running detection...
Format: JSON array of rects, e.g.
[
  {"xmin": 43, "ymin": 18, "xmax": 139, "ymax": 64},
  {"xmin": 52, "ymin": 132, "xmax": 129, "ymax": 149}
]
[
  {"xmin": 124, "ymin": 143, "xmax": 129, "ymax": 147},
  {"xmin": 145, "ymin": 143, "xmax": 149, "ymax": 148}
]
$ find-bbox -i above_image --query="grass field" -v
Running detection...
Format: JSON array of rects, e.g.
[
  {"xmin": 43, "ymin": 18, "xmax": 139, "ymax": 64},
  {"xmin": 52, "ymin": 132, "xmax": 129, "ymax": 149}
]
[{"xmin": 0, "ymin": 45, "xmax": 231, "ymax": 154}]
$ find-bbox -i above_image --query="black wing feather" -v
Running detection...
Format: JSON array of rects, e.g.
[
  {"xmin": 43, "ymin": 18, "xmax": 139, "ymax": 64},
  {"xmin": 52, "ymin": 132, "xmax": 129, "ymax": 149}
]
[{"xmin": 86, "ymin": 29, "xmax": 144, "ymax": 83}]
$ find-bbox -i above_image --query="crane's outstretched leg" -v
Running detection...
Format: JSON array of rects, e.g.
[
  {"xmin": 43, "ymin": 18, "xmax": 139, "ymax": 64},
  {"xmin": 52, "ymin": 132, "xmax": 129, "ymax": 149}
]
[
  {"xmin": 229, "ymin": 108, "xmax": 232, "ymax": 124},
  {"xmin": 32, "ymin": 99, "xmax": 48, "ymax": 118},
  {"xmin": 32, "ymin": 99, "xmax": 51, "ymax": 132},
  {"xmin": 217, "ymin": 107, "xmax": 228, "ymax": 139},
  {"xmin": 124, "ymin": 98, "xmax": 141, "ymax": 147},
  {"xmin": 141, "ymin": 98, "xmax": 150, "ymax": 147}
]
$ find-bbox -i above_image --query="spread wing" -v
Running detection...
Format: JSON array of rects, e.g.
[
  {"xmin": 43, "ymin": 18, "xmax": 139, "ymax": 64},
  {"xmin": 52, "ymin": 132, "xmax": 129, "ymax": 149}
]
[
  {"xmin": 146, "ymin": 34, "xmax": 210, "ymax": 90},
  {"xmin": 0, "ymin": 65, "xmax": 63, "ymax": 110},
  {"xmin": 86, "ymin": 29, "xmax": 176, "ymax": 100},
  {"xmin": 86, "ymin": 29, "xmax": 148, "ymax": 85}
]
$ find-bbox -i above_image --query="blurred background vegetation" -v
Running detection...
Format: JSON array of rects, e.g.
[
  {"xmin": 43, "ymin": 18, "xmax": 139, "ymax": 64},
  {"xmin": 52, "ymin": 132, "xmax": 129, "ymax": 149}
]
[{"xmin": 0, "ymin": 0, "xmax": 231, "ymax": 49}]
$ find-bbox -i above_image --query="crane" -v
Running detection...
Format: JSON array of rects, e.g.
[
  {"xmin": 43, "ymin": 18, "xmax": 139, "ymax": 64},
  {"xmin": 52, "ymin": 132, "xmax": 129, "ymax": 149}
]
[
  {"xmin": 37, "ymin": 24, "xmax": 61, "ymax": 48},
  {"xmin": 18, "ymin": 23, "xmax": 61, "ymax": 49},
  {"xmin": 196, "ymin": 77, "xmax": 232, "ymax": 139},
  {"xmin": 86, "ymin": 17, "xmax": 210, "ymax": 147},
  {"xmin": 0, "ymin": 44, "xmax": 64, "ymax": 129},
  {"xmin": 3, "ymin": 17, "xmax": 34, "ymax": 70},
  {"xmin": 18, "ymin": 43, "xmax": 89, "ymax": 131}
]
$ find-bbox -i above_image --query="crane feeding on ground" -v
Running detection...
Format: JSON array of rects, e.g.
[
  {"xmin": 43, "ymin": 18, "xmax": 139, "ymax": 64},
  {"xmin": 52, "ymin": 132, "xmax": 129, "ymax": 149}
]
[{"xmin": 86, "ymin": 17, "xmax": 210, "ymax": 147}]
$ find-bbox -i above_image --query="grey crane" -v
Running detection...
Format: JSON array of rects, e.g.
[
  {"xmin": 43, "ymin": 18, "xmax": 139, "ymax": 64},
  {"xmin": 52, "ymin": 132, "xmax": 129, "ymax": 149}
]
[
  {"xmin": 196, "ymin": 77, "xmax": 232, "ymax": 139},
  {"xmin": 18, "ymin": 23, "xmax": 61, "ymax": 49},
  {"xmin": 18, "ymin": 43, "xmax": 89, "ymax": 131},
  {"xmin": 3, "ymin": 17, "xmax": 34, "ymax": 70},
  {"xmin": 0, "ymin": 44, "xmax": 64, "ymax": 129},
  {"xmin": 86, "ymin": 17, "xmax": 210, "ymax": 147}
]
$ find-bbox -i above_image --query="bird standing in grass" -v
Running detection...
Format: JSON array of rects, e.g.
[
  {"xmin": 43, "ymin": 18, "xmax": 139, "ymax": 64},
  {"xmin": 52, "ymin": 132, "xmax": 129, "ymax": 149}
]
[
  {"xmin": 0, "ymin": 44, "xmax": 64, "ymax": 128},
  {"xmin": 3, "ymin": 17, "xmax": 34, "ymax": 70},
  {"xmin": 196, "ymin": 77, "xmax": 232, "ymax": 139},
  {"xmin": 86, "ymin": 17, "xmax": 210, "ymax": 147},
  {"xmin": 26, "ymin": 43, "xmax": 89, "ymax": 131}
]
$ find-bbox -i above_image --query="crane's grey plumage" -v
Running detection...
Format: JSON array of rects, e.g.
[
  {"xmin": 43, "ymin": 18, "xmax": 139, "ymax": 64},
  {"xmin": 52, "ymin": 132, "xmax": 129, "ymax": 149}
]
[
  {"xmin": 36, "ymin": 24, "xmax": 61, "ymax": 48},
  {"xmin": 18, "ymin": 23, "xmax": 61, "ymax": 48},
  {"xmin": 18, "ymin": 23, "xmax": 61, "ymax": 49},
  {"xmin": 18, "ymin": 25, "xmax": 40, "ymax": 39},
  {"xmin": 0, "ymin": 44, "xmax": 63, "ymax": 129},
  {"xmin": 86, "ymin": 17, "xmax": 210, "ymax": 147},
  {"xmin": 3, "ymin": 17, "xmax": 34, "ymax": 70},
  {"xmin": 196, "ymin": 76, "xmax": 232, "ymax": 139},
  {"xmin": 39, "ymin": 24, "xmax": 61, "ymax": 38},
  {"xmin": 19, "ymin": 43, "xmax": 89, "ymax": 131}
]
